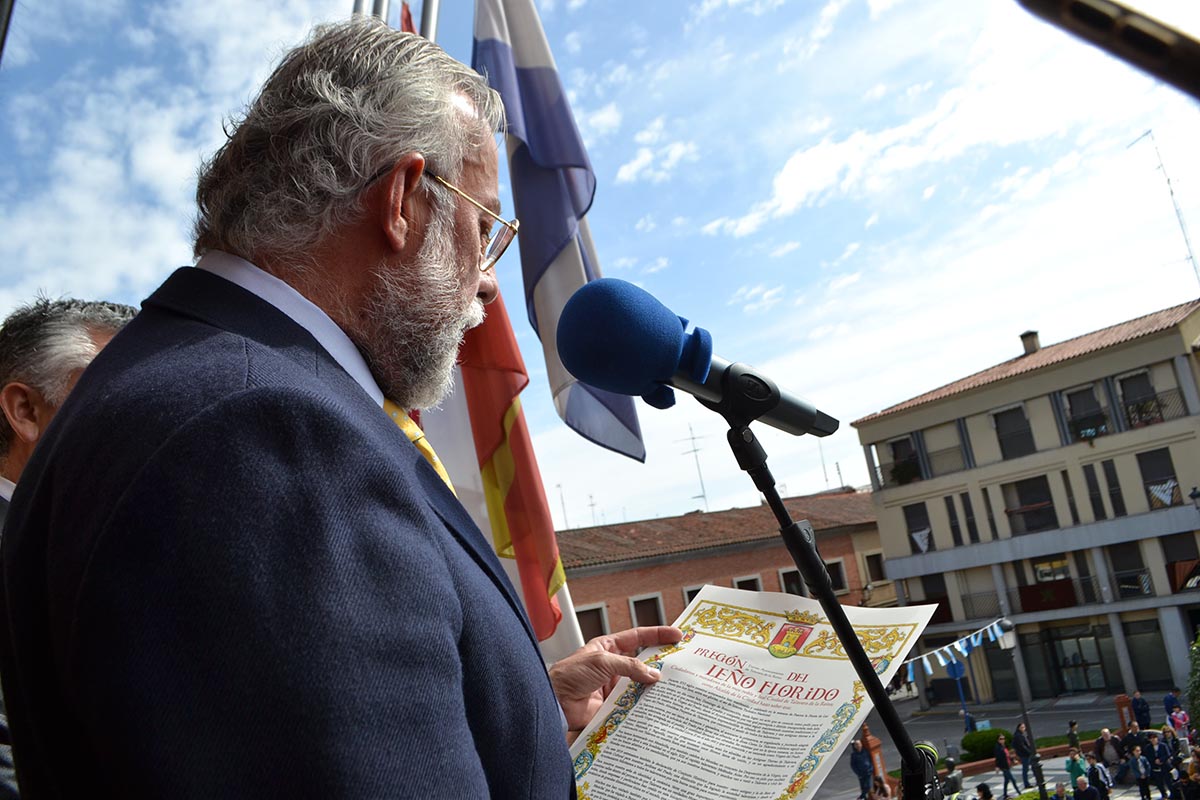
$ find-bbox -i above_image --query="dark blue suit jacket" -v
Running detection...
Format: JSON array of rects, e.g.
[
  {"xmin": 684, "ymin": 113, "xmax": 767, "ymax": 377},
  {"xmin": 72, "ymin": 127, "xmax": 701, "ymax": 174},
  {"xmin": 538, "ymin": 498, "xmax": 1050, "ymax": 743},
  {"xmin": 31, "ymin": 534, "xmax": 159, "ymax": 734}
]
[{"xmin": 0, "ymin": 268, "xmax": 574, "ymax": 798}]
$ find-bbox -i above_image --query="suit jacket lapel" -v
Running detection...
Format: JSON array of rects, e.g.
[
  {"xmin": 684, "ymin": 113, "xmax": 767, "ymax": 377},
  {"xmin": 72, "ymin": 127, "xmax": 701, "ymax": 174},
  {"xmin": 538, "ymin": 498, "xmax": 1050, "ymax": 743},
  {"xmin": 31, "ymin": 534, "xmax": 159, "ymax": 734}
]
[{"xmin": 144, "ymin": 267, "xmax": 542, "ymax": 651}]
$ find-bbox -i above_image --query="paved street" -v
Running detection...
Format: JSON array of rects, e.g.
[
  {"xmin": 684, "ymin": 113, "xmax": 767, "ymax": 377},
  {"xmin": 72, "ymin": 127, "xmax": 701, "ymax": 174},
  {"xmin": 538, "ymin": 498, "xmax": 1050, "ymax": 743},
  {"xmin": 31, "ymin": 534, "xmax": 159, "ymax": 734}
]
[{"xmin": 821, "ymin": 692, "xmax": 1168, "ymax": 799}]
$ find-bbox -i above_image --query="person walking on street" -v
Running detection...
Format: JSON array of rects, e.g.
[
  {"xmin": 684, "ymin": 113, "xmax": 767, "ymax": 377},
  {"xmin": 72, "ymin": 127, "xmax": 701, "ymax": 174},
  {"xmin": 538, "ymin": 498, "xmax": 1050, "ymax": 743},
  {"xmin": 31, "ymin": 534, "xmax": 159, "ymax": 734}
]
[
  {"xmin": 851, "ymin": 739, "xmax": 873, "ymax": 800},
  {"xmin": 1131, "ymin": 744, "xmax": 1153, "ymax": 800},
  {"xmin": 996, "ymin": 734, "xmax": 1020, "ymax": 799},
  {"xmin": 943, "ymin": 757, "xmax": 965, "ymax": 800},
  {"xmin": 1134, "ymin": 692, "xmax": 1154, "ymax": 730},
  {"xmin": 978, "ymin": 783, "xmax": 995, "ymax": 800},
  {"xmin": 872, "ymin": 775, "xmax": 893, "ymax": 800},
  {"xmin": 1015, "ymin": 722, "xmax": 1036, "ymax": 789},
  {"xmin": 1163, "ymin": 727, "xmax": 1184, "ymax": 762},
  {"xmin": 1085, "ymin": 753, "xmax": 1113, "ymax": 800},
  {"xmin": 1069, "ymin": 720, "xmax": 1081, "ymax": 752}
]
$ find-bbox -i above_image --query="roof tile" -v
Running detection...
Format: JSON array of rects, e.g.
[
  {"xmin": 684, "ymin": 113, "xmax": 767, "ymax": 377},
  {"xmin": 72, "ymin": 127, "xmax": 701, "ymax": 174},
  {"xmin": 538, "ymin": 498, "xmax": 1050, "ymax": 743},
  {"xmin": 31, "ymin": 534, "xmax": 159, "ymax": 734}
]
[
  {"xmin": 559, "ymin": 489, "xmax": 875, "ymax": 570},
  {"xmin": 852, "ymin": 298, "xmax": 1200, "ymax": 426}
]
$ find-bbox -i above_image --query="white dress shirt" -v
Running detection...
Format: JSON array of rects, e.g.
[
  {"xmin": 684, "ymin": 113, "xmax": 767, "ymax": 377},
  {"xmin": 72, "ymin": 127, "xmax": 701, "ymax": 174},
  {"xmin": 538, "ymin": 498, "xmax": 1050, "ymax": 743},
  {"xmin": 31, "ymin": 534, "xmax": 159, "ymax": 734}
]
[
  {"xmin": 196, "ymin": 251, "xmax": 384, "ymax": 408},
  {"xmin": 0, "ymin": 477, "xmax": 14, "ymax": 503}
]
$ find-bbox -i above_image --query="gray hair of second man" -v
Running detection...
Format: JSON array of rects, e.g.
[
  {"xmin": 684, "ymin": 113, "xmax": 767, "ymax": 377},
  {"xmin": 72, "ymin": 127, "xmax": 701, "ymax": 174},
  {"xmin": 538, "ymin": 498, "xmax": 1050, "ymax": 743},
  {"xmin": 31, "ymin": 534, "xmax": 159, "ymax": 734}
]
[
  {"xmin": 0, "ymin": 297, "xmax": 137, "ymax": 456},
  {"xmin": 192, "ymin": 17, "xmax": 506, "ymax": 268}
]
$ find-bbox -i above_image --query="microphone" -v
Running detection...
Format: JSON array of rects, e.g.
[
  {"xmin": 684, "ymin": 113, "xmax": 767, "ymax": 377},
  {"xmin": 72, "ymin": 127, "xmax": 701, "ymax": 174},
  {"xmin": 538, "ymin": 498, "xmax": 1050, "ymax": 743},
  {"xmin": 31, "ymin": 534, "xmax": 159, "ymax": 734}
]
[{"xmin": 556, "ymin": 279, "xmax": 838, "ymax": 437}]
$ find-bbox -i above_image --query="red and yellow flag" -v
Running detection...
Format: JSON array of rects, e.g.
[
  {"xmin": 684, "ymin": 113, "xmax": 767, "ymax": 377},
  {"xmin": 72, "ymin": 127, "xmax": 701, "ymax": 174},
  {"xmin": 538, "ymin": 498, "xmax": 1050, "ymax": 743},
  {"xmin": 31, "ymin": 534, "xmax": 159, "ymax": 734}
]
[{"xmin": 458, "ymin": 292, "xmax": 564, "ymax": 640}]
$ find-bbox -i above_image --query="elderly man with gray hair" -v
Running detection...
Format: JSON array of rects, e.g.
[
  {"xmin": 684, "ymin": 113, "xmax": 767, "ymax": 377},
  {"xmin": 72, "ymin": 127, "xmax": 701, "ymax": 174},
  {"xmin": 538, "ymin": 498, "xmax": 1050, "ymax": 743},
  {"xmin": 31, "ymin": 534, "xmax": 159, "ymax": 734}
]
[
  {"xmin": 0, "ymin": 18, "xmax": 678, "ymax": 800},
  {"xmin": 0, "ymin": 296, "xmax": 134, "ymax": 800},
  {"xmin": 0, "ymin": 297, "xmax": 136, "ymax": 515}
]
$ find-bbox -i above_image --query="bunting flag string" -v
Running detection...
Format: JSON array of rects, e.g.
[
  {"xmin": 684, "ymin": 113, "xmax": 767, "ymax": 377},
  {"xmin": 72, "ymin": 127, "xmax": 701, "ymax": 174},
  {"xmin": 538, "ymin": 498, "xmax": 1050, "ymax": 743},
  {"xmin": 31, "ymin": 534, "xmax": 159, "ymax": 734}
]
[{"xmin": 899, "ymin": 617, "xmax": 1007, "ymax": 671}]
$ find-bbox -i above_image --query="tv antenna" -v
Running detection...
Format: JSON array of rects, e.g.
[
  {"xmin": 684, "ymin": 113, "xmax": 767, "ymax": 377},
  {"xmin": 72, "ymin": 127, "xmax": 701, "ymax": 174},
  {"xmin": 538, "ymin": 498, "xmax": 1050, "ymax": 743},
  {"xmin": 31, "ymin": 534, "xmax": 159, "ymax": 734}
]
[
  {"xmin": 678, "ymin": 423, "xmax": 709, "ymax": 512},
  {"xmin": 1128, "ymin": 129, "xmax": 1198, "ymax": 288}
]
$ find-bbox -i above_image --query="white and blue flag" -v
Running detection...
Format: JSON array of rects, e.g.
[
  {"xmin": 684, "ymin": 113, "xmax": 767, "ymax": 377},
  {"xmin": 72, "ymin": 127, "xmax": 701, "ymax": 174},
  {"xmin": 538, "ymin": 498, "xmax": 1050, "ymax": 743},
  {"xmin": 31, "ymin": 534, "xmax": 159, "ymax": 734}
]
[{"xmin": 473, "ymin": 0, "xmax": 645, "ymax": 461}]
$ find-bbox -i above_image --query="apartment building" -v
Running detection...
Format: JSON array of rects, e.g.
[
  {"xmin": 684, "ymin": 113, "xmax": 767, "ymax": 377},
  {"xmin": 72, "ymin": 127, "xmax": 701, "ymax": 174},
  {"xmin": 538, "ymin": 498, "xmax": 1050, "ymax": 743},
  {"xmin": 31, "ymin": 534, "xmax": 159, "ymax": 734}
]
[
  {"xmin": 559, "ymin": 489, "xmax": 888, "ymax": 640},
  {"xmin": 852, "ymin": 299, "xmax": 1200, "ymax": 707}
]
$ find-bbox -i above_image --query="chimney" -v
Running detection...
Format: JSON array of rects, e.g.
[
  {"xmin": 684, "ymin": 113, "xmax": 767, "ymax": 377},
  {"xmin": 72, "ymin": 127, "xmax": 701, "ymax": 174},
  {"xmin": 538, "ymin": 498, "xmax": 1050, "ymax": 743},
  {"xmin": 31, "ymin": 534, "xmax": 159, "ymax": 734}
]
[{"xmin": 1020, "ymin": 330, "xmax": 1040, "ymax": 356}]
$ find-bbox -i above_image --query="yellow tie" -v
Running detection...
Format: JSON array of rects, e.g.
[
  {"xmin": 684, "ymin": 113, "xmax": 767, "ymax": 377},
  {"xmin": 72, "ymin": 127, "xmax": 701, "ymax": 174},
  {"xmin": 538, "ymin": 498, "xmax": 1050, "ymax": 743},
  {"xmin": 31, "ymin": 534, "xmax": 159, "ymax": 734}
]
[{"xmin": 384, "ymin": 399, "xmax": 456, "ymax": 495}]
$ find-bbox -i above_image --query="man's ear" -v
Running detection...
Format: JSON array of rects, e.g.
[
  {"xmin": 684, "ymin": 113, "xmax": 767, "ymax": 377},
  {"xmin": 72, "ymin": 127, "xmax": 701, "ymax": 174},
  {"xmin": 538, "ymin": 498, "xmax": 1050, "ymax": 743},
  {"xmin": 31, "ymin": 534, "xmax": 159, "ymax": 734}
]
[
  {"xmin": 379, "ymin": 153, "xmax": 428, "ymax": 253},
  {"xmin": 0, "ymin": 382, "xmax": 48, "ymax": 445}
]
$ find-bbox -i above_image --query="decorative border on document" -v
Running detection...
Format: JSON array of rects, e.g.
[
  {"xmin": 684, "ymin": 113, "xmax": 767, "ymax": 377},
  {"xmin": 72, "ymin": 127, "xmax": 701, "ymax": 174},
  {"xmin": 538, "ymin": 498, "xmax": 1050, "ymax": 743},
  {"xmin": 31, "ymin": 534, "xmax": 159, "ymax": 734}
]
[
  {"xmin": 679, "ymin": 601, "xmax": 919, "ymax": 663},
  {"xmin": 573, "ymin": 629, "xmax": 696, "ymax": 790},
  {"xmin": 776, "ymin": 680, "xmax": 867, "ymax": 800}
]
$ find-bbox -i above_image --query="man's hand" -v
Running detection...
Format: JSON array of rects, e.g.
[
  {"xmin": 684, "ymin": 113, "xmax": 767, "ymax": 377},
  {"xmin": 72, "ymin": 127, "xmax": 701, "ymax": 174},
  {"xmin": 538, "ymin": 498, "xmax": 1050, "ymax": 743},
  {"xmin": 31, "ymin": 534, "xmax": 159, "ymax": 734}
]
[{"xmin": 549, "ymin": 626, "xmax": 683, "ymax": 742}]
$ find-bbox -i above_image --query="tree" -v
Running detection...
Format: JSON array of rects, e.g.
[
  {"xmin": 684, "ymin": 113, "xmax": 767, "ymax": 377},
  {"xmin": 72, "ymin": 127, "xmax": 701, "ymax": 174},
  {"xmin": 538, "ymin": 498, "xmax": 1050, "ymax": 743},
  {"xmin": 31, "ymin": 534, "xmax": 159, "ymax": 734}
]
[{"xmin": 1186, "ymin": 630, "xmax": 1200, "ymax": 726}]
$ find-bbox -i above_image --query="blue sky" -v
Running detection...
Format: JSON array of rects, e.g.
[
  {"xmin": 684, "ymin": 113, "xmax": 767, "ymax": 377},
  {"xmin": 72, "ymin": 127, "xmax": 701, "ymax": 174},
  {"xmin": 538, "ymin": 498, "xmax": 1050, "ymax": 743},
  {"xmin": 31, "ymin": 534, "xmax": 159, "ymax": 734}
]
[{"xmin": 2, "ymin": 0, "xmax": 1199, "ymax": 529}]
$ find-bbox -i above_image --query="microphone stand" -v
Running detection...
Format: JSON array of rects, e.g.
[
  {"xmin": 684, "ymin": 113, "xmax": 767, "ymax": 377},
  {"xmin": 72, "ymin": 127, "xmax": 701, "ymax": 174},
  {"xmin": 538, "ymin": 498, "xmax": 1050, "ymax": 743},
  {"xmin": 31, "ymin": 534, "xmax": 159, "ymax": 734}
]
[{"xmin": 698, "ymin": 363, "xmax": 942, "ymax": 800}]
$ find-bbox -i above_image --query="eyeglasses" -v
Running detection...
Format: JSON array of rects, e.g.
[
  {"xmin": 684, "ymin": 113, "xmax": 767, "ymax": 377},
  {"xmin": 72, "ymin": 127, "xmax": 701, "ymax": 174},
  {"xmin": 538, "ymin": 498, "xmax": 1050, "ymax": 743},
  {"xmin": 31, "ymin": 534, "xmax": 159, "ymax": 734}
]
[{"xmin": 425, "ymin": 171, "xmax": 519, "ymax": 273}]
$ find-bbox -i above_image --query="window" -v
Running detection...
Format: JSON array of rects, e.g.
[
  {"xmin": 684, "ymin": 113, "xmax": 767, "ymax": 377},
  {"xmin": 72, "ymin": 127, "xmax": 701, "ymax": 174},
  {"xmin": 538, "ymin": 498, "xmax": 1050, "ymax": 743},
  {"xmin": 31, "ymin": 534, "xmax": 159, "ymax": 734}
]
[
  {"xmin": 576, "ymin": 605, "xmax": 609, "ymax": 641},
  {"xmin": 1061, "ymin": 470, "xmax": 1081, "ymax": 525},
  {"xmin": 629, "ymin": 594, "xmax": 665, "ymax": 627},
  {"xmin": 779, "ymin": 568, "xmax": 806, "ymax": 596},
  {"xmin": 864, "ymin": 553, "xmax": 887, "ymax": 584},
  {"xmin": 994, "ymin": 406, "xmax": 1036, "ymax": 460},
  {"xmin": 981, "ymin": 487, "xmax": 997, "ymax": 540},
  {"xmin": 903, "ymin": 502, "xmax": 934, "ymax": 554},
  {"xmin": 1065, "ymin": 386, "xmax": 1109, "ymax": 442},
  {"xmin": 825, "ymin": 560, "xmax": 847, "ymax": 593},
  {"xmin": 1137, "ymin": 448, "xmax": 1181, "ymax": 509},
  {"xmin": 887, "ymin": 436, "xmax": 922, "ymax": 486},
  {"xmin": 1101, "ymin": 459, "xmax": 1126, "ymax": 517},
  {"xmin": 1120, "ymin": 372, "xmax": 1164, "ymax": 428},
  {"xmin": 1162, "ymin": 533, "xmax": 1200, "ymax": 593},
  {"xmin": 682, "ymin": 585, "xmax": 705, "ymax": 605},
  {"xmin": 1031, "ymin": 554, "xmax": 1069, "ymax": 582},
  {"xmin": 1002, "ymin": 475, "xmax": 1058, "ymax": 534},
  {"xmin": 921, "ymin": 574, "xmax": 951, "ymax": 623},
  {"xmin": 1082, "ymin": 464, "xmax": 1107, "ymax": 521},
  {"xmin": 734, "ymin": 575, "xmax": 762, "ymax": 592},
  {"xmin": 944, "ymin": 496, "xmax": 963, "ymax": 547},
  {"xmin": 1108, "ymin": 542, "xmax": 1151, "ymax": 599},
  {"xmin": 960, "ymin": 492, "xmax": 980, "ymax": 544}
]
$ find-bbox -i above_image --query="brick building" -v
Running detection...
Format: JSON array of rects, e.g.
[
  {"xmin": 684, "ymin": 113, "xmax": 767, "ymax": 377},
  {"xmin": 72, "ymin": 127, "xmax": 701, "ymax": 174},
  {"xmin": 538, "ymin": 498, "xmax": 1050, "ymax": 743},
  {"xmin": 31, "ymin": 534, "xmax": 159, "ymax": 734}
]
[{"xmin": 558, "ymin": 488, "xmax": 890, "ymax": 640}]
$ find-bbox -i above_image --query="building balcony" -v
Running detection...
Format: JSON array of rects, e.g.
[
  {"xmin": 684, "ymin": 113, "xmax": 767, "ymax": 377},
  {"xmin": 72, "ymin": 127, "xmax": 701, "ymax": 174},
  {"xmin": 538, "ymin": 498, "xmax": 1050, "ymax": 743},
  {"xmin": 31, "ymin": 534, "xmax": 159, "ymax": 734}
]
[
  {"xmin": 1123, "ymin": 388, "xmax": 1186, "ymax": 429},
  {"xmin": 881, "ymin": 456, "xmax": 922, "ymax": 488},
  {"xmin": 1113, "ymin": 568, "xmax": 1154, "ymax": 599},
  {"xmin": 1006, "ymin": 500, "xmax": 1058, "ymax": 535},
  {"xmin": 1068, "ymin": 408, "xmax": 1113, "ymax": 443},
  {"xmin": 1144, "ymin": 477, "xmax": 1183, "ymax": 510}
]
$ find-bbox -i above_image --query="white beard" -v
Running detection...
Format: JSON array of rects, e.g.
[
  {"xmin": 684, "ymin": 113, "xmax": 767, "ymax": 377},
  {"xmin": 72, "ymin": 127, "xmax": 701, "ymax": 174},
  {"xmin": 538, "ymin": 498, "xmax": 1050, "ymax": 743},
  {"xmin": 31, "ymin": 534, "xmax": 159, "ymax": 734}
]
[{"xmin": 351, "ymin": 209, "xmax": 485, "ymax": 410}]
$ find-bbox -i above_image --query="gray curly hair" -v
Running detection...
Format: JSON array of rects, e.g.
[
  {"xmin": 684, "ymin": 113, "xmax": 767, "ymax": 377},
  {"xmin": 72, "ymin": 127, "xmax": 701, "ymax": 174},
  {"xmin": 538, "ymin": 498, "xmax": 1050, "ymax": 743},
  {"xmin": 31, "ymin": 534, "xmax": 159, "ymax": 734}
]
[
  {"xmin": 193, "ymin": 17, "xmax": 505, "ymax": 267},
  {"xmin": 0, "ymin": 297, "xmax": 137, "ymax": 456}
]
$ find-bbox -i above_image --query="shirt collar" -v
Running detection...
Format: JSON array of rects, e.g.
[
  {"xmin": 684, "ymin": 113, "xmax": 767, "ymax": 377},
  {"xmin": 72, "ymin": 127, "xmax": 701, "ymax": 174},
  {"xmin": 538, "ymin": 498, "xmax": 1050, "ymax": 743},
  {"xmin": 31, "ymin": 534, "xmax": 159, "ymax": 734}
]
[
  {"xmin": 196, "ymin": 251, "xmax": 384, "ymax": 408},
  {"xmin": 0, "ymin": 476, "xmax": 14, "ymax": 503}
]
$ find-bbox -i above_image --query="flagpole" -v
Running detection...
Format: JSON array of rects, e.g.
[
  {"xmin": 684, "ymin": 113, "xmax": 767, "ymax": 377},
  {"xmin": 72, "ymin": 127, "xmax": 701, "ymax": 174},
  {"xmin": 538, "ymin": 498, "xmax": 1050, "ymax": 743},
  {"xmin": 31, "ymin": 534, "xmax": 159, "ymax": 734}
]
[{"xmin": 419, "ymin": 0, "xmax": 441, "ymax": 41}]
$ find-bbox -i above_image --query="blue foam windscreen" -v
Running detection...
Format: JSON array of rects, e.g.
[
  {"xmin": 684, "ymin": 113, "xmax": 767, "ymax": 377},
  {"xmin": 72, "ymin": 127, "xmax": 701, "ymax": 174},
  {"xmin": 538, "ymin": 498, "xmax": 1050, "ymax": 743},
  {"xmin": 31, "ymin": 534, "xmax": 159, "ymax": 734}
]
[{"xmin": 556, "ymin": 279, "xmax": 712, "ymax": 408}]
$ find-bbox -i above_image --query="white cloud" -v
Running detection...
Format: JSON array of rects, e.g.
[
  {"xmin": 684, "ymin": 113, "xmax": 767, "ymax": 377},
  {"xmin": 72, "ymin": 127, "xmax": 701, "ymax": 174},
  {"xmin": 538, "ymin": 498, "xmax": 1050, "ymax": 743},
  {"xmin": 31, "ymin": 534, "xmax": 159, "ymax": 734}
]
[
  {"xmin": 779, "ymin": 0, "xmax": 851, "ymax": 65},
  {"xmin": 693, "ymin": 0, "xmax": 786, "ymax": 21},
  {"xmin": 610, "ymin": 256, "xmax": 638, "ymax": 271},
  {"xmin": 615, "ymin": 140, "xmax": 698, "ymax": 184},
  {"xmin": 564, "ymin": 31, "xmax": 583, "ymax": 54},
  {"xmin": 643, "ymin": 257, "xmax": 670, "ymax": 275},
  {"xmin": 635, "ymin": 215, "xmax": 656, "ymax": 233},
  {"xmin": 827, "ymin": 272, "xmax": 861, "ymax": 293},
  {"xmin": 728, "ymin": 284, "xmax": 786, "ymax": 314},
  {"xmin": 864, "ymin": 84, "xmax": 888, "ymax": 101},
  {"xmin": 567, "ymin": 0, "xmax": 587, "ymax": 9},
  {"xmin": 868, "ymin": 0, "xmax": 902, "ymax": 19},
  {"xmin": 922, "ymin": 184, "xmax": 937, "ymax": 200},
  {"xmin": 770, "ymin": 241, "xmax": 801, "ymax": 258},
  {"xmin": 864, "ymin": 212, "xmax": 880, "ymax": 229},
  {"xmin": 634, "ymin": 117, "xmax": 666, "ymax": 145}
]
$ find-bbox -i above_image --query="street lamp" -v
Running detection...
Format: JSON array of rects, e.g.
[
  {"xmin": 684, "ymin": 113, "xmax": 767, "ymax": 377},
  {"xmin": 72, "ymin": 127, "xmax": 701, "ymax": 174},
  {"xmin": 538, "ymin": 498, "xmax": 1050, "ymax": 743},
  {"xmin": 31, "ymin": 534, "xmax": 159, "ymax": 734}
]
[{"xmin": 997, "ymin": 618, "xmax": 1048, "ymax": 800}]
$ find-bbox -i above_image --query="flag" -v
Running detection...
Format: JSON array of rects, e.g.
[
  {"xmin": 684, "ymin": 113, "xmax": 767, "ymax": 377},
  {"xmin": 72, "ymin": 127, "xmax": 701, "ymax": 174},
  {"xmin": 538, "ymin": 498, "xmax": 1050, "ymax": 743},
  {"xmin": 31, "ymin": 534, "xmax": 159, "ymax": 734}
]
[
  {"xmin": 473, "ymin": 0, "xmax": 645, "ymax": 461},
  {"xmin": 399, "ymin": 1, "xmax": 416, "ymax": 33},
  {"xmin": 458, "ymin": 292, "xmax": 565, "ymax": 641}
]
